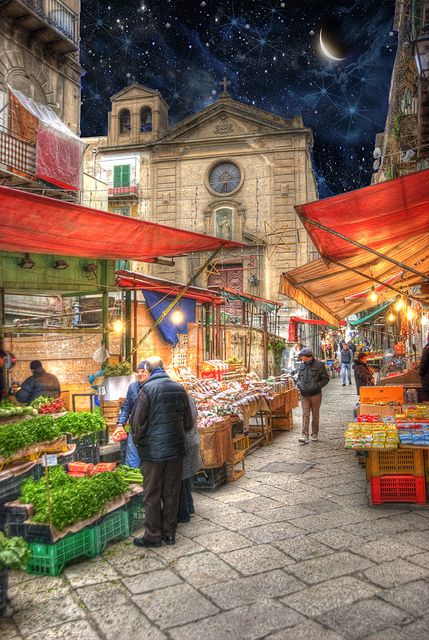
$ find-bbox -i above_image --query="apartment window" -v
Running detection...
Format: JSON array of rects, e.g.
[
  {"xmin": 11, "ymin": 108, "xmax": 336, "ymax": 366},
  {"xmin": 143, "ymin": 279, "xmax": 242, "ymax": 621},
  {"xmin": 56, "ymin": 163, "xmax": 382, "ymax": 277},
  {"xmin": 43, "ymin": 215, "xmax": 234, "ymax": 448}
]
[{"xmin": 113, "ymin": 164, "xmax": 131, "ymax": 188}]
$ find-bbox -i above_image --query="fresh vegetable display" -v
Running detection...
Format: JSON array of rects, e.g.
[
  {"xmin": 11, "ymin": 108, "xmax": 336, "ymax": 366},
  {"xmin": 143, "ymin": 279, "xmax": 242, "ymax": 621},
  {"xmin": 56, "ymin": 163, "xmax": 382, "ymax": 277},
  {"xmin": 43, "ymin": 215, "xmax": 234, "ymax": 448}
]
[
  {"xmin": 20, "ymin": 466, "xmax": 129, "ymax": 530},
  {"xmin": 0, "ymin": 533, "xmax": 31, "ymax": 571},
  {"xmin": 56, "ymin": 412, "xmax": 106, "ymax": 439},
  {"xmin": 0, "ymin": 400, "xmax": 35, "ymax": 419},
  {"xmin": 102, "ymin": 362, "xmax": 132, "ymax": 377},
  {"xmin": 117, "ymin": 465, "xmax": 143, "ymax": 484},
  {"xmin": 0, "ymin": 416, "xmax": 62, "ymax": 458},
  {"xmin": 31, "ymin": 396, "xmax": 65, "ymax": 414}
]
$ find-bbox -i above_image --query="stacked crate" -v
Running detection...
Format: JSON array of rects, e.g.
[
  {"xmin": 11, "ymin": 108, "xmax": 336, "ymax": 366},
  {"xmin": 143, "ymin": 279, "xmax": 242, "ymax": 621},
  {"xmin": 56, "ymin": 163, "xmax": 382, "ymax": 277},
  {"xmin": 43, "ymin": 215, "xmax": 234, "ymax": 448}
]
[{"xmin": 366, "ymin": 449, "xmax": 426, "ymax": 505}]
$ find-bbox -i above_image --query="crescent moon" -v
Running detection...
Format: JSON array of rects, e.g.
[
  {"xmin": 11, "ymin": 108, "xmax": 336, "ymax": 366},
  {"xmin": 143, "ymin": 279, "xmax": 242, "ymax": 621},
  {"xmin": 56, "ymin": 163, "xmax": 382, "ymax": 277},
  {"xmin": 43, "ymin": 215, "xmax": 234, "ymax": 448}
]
[{"xmin": 319, "ymin": 29, "xmax": 346, "ymax": 62}]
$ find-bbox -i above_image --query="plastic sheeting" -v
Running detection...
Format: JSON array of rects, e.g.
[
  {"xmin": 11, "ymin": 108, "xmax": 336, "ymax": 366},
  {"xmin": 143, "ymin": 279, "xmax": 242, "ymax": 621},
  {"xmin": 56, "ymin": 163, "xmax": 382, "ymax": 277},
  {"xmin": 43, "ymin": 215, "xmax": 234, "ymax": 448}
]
[
  {"xmin": 295, "ymin": 168, "xmax": 429, "ymax": 261},
  {"xmin": 0, "ymin": 185, "xmax": 243, "ymax": 261},
  {"xmin": 8, "ymin": 87, "xmax": 85, "ymax": 190},
  {"xmin": 142, "ymin": 290, "xmax": 196, "ymax": 345}
]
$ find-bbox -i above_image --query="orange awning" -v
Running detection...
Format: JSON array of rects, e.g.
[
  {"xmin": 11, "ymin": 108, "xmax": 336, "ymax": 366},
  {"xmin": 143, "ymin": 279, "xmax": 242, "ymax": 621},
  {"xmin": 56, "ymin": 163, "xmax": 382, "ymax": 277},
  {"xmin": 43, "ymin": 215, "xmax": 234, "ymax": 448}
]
[
  {"xmin": 0, "ymin": 186, "xmax": 244, "ymax": 261},
  {"xmin": 280, "ymin": 171, "xmax": 429, "ymax": 325}
]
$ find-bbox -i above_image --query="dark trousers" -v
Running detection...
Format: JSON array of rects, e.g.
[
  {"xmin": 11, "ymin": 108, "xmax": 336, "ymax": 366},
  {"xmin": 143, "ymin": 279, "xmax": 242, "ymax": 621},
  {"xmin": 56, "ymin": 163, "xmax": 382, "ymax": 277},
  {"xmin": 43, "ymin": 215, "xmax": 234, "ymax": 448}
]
[
  {"xmin": 178, "ymin": 479, "xmax": 195, "ymax": 522},
  {"xmin": 140, "ymin": 458, "xmax": 183, "ymax": 542}
]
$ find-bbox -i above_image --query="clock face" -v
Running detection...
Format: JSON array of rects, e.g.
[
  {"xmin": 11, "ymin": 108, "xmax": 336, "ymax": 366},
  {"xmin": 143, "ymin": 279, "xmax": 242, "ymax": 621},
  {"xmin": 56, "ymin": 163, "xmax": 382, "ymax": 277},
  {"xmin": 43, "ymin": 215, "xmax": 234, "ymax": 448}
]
[{"xmin": 209, "ymin": 162, "xmax": 241, "ymax": 194}]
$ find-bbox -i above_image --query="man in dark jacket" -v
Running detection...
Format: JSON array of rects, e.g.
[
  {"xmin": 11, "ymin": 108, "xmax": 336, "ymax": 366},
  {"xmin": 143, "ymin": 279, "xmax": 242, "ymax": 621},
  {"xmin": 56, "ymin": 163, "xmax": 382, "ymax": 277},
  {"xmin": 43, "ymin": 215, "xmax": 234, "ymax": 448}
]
[
  {"xmin": 130, "ymin": 356, "xmax": 193, "ymax": 548},
  {"xmin": 340, "ymin": 343, "xmax": 353, "ymax": 386},
  {"xmin": 419, "ymin": 334, "xmax": 429, "ymax": 401},
  {"xmin": 15, "ymin": 360, "xmax": 60, "ymax": 404},
  {"xmin": 116, "ymin": 360, "xmax": 149, "ymax": 467},
  {"xmin": 296, "ymin": 348, "xmax": 329, "ymax": 444}
]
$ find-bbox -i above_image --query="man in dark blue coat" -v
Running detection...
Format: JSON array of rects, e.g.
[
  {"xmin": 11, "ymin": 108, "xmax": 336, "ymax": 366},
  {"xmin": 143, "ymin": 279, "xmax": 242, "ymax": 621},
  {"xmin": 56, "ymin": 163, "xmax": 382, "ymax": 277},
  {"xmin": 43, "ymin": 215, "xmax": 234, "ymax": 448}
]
[{"xmin": 130, "ymin": 356, "xmax": 193, "ymax": 548}]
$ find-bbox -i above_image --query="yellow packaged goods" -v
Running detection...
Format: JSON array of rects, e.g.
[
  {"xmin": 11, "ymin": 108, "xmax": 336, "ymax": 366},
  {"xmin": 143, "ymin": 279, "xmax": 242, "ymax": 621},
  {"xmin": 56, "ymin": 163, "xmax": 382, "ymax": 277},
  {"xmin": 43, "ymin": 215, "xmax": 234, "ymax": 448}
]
[{"xmin": 343, "ymin": 422, "xmax": 398, "ymax": 450}]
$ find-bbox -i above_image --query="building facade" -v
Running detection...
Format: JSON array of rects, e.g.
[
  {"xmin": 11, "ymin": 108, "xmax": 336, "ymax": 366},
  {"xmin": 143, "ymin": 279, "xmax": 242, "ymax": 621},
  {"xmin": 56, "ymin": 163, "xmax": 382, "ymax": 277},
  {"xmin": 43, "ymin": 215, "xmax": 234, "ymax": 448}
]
[
  {"xmin": 373, "ymin": 0, "xmax": 428, "ymax": 184},
  {"xmin": 0, "ymin": 0, "xmax": 83, "ymax": 195},
  {"xmin": 83, "ymin": 83, "xmax": 318, "ymax": 334}
]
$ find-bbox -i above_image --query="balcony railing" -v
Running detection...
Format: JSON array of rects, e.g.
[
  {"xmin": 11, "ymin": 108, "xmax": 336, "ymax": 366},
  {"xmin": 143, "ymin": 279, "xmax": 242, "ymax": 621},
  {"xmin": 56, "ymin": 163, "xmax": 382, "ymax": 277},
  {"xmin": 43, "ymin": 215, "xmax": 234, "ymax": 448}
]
[
  {"xmin": 0, "ymin": 126, "xmax": 36, "ymax": 177},
  {"xmin": 1, "ymin": 0, "xmax": 79, "ymax": 54},
  {"xmin": 108, "ymin": 181, "xmax": 139, "ymax": 199}
]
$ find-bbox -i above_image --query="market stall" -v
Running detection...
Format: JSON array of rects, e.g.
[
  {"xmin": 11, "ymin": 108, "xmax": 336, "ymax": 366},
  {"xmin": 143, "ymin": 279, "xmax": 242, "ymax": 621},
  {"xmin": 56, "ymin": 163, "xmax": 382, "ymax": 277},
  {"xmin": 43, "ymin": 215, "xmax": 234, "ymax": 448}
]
[
  {"xmin": 177, "ymin": 365, "xmax": 298, "ymax": 489},
  {"xmin": 344, "ymin": 383, "xmax": 429, "ymax": 505}
]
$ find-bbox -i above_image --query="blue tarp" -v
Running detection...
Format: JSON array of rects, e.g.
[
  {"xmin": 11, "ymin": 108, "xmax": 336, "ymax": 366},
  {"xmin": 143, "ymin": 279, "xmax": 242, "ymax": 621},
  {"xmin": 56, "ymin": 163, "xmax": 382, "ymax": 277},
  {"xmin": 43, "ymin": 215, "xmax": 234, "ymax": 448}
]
[{"xmin": 142, "ymin": 290, "xmax": 196, "ymax": 345}]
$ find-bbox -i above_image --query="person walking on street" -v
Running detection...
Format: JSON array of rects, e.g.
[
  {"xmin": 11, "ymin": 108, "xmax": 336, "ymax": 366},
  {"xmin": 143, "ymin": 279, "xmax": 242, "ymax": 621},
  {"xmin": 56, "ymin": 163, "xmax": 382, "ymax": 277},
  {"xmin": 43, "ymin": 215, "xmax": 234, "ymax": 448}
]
[
  {"xmin": 296, "ymin": 347, "xmax": 330, "ymax": 444},
  {"xmin": 130, "ymin": 356, "xmax": 193, "ymax": 548},
  {"xmin": 115, "ymin": 360, "xmax": 149, "ymax": 467},
  {"xmin": 340, "ymin": 343, "xmax": 353, "ymax": 386},
  {"xmin": 348, "ymin": 341, "xmax": 357, "ymax": 355},
  {"xmin": 419, "ymin": 334, "xmax": 429, "ymax": 401},
  {"xmin": 15, "ymin": 360, "xmax": 60, "ymax": 403},
  {"xmin": 353, "ymin": 352, "xmax": 375, "ymax": 396}
]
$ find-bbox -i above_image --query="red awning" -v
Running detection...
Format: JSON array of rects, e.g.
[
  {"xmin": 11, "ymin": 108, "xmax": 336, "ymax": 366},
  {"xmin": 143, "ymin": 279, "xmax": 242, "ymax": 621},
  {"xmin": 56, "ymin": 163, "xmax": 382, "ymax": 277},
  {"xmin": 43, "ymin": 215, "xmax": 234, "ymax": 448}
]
[
  {"xmin": 116, "ymin": 270, "xmax": 224, "ymax": 304},
  {"xmin": 212, "ymin": 285, "xmax": 283, "ymax": 308},
  {"xmin": 295, "ymin": 169, "xmax": 429, "ymax": 261},
  {"xmin": 0, "ymin": 186, "xmax": 243, "ymax": 261}
]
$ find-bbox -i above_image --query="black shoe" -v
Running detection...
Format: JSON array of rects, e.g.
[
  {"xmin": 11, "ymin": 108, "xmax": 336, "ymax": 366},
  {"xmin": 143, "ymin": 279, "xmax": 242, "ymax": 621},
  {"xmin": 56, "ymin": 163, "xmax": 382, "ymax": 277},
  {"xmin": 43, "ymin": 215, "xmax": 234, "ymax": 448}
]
[
  {"xmin": 349, "ymin": 382, "xmax": 352, "ymax": 385},
  {"xmin": 162, "ymin": 535, "xmax": 176, "ymax": 545},
  {"xmin": 133, "ymin": 536, "xmax": 162, "ymax": 548},
  {"xmin": 342, "ymin": 384, "xmax": 346, "ymax": 386}
]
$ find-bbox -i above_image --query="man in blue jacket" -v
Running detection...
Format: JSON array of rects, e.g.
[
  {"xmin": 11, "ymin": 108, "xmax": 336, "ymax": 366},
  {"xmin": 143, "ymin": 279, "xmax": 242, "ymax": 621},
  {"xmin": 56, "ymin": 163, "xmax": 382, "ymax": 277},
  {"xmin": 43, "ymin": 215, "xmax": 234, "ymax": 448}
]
[
  {"xmin": 340, "ymin": 343, "xmax": 353, "ymax": 386},
  {"xmin": 116, "ymin": 360, "xmax": 149, "ymax": 467},
  {"xmin": 130, "ymin": 356, "xmax": 193, "ymax": 548}
]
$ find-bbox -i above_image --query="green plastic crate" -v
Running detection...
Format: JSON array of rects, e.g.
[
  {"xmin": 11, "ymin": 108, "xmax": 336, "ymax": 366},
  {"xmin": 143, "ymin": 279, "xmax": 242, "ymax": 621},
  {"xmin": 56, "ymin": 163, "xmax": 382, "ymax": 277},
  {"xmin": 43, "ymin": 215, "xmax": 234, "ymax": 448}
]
[
  {"xmin": 95, "ymin": 508, "xmax": 130, "ymax": 553},
  {"xmin": 127, "ymin": 494, "xmax": 145, "ymax": 533},
  {"xmin": 27, "ymin": 526, "xmax": 98, "ymax": 576}
]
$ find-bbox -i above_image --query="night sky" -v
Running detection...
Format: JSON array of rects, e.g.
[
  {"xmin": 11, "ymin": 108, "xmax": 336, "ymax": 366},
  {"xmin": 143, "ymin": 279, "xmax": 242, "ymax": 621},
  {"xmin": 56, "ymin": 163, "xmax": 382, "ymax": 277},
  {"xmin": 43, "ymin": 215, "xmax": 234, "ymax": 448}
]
[{"xmin": 80, "ymin": 0, "xmax": 397, "ymax": 197}]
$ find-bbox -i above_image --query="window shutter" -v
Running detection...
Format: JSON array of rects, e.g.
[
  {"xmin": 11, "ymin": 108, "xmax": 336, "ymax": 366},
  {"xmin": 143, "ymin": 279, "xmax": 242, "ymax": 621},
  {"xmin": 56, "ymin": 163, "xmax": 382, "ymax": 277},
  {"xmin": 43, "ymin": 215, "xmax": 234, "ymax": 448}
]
[
  {"xmin": 113, "ymin": 164, "xmax": 131, "ymax": 187},
  {"xmin": 122, "ymin": 164, "xmax": 130, "ymax": 187},
  {"xmin": 113, "ymin": 165, "xmax": 121, "ymax": 187}
]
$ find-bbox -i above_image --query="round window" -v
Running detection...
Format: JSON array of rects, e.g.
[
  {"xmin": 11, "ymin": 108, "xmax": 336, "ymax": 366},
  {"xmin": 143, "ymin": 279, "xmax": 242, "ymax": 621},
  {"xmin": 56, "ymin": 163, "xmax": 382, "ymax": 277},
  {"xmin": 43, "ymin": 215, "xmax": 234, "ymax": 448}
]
[{"xmin": 208, "ymin": 162, "xmax": 241, "ymax": 194}]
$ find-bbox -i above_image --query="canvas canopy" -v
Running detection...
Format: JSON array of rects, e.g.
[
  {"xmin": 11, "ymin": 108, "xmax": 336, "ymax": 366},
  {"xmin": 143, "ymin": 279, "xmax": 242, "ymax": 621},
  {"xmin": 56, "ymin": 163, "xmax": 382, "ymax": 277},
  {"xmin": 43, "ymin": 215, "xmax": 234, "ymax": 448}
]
[
  {"xmin": 0, "ymin": 186, "xmax": 243, "ymax": 262},
  {"xmin": 280, "ymin": 170, "xmax": 429, "ymax": 326}
]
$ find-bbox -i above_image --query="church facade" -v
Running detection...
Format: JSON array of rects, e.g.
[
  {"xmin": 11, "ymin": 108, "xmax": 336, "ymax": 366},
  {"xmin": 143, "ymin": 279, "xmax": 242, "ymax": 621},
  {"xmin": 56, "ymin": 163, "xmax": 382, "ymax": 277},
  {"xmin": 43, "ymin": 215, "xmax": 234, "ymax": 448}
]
[{"xmin": 83, "ymin": 82, "xmax": 318, "ymax": 334}]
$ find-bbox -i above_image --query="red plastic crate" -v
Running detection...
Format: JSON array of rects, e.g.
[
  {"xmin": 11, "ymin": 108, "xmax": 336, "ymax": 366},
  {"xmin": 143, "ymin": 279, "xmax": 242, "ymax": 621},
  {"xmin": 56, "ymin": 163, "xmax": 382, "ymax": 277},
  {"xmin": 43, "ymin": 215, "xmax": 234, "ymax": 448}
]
[{"xmin": 370, "ymin": 475, "xmax": 426, "ymax": 505}]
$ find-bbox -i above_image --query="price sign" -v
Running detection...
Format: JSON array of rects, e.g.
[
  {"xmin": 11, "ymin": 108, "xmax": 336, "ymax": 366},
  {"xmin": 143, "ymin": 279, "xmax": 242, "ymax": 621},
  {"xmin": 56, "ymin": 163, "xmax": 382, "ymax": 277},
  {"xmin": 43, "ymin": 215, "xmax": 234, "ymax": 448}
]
[{"xmin": 43, "ymin": 454, "xmax": 58, "ymax": 467}]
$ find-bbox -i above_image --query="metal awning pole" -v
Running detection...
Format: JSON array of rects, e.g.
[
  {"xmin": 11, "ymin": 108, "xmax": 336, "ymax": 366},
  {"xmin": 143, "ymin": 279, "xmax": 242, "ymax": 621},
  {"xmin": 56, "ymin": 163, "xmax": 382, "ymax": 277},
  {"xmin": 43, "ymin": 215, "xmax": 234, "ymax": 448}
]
[
  {"xmin": 329, "ymin": 258, "xmax": 424, "ymax": 305},
  {"xmin": 302, "ymin": 216, "xmax": 429, "ymax": 282}
]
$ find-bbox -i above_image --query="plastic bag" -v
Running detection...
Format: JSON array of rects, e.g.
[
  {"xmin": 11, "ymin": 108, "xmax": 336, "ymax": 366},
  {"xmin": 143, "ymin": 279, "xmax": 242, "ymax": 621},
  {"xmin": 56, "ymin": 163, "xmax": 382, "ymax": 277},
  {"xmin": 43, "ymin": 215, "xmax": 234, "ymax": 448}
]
[{"xmin": 92, "ymin": 345, "xmax": 110, "ymax": 364}]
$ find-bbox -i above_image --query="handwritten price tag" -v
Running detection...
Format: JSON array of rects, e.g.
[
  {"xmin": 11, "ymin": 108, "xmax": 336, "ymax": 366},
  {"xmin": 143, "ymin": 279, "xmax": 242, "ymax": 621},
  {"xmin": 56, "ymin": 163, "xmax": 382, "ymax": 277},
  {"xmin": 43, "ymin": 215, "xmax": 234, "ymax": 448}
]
[{"xmin": 43, "ymin": 454, "xmax": 58, "ymax": 467}]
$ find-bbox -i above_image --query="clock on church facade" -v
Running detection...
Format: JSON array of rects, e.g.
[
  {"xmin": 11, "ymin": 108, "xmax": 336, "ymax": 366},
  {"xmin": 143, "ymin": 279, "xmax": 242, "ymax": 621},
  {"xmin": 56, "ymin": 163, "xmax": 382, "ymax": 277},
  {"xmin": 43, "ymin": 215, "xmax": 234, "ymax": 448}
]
[{"xmin": 208, "ymin": 161, "xmax": 241, "ymax": 194}]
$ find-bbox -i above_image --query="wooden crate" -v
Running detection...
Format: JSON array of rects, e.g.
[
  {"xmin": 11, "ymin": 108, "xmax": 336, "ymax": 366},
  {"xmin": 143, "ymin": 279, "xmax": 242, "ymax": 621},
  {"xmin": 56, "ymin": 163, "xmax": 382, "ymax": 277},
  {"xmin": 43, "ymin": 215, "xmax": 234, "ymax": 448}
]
[
  {"xmin": 226, "ymin": 459, "xmax": 245, "ymax": 482},
  {"xmin": 271, "ymin": 410, "xmax": 293, "ymax": 431}
]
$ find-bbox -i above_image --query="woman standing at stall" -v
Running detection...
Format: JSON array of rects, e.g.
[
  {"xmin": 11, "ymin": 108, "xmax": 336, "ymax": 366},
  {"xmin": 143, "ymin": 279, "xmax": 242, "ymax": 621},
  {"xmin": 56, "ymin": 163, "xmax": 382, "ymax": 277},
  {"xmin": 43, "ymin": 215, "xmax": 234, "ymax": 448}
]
[{"xmin": 353, "ymin": 352, "xmax": 375, "ymax": 396}]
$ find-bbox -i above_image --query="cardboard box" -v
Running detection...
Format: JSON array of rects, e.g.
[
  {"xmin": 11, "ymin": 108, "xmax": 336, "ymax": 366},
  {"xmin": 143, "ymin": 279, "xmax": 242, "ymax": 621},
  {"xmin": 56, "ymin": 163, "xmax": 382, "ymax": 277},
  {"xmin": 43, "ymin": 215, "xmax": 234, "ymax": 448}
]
[
  {"xmin": 359, "ymin": 403, "xmax": 402, "ymax": 418},
  {"xmin": 359, "ymin": 386, "xmax": 404, "ymax": 404}
]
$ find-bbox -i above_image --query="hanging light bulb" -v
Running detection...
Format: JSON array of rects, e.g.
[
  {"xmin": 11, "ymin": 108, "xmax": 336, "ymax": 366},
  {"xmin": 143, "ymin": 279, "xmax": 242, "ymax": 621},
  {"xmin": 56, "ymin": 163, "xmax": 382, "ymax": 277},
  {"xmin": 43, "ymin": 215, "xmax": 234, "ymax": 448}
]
[
  {"xmin": 170, "ymin": 308, "xmax": 184, "ymax": 325},
  {"xmin": 368, "ymin": 286, "xmax": 378, "ymax": 304},
  {"xmin": 421, "ymin": 315, "xmax": 428, "ymax": 326},
  {"xmin": 394, "ymin": 297, "xmax": 405, "ymax": 312},
  {"xmin": 406, "ymin": 307, "xmax": 415, "ymax": 322},
  {"xmin": 387, "ymin": 310, "xmax": 396, "ymax": 323},
  {"xmin": 112, "ymin": 319, "xmax": 124, "ymax": 334}
]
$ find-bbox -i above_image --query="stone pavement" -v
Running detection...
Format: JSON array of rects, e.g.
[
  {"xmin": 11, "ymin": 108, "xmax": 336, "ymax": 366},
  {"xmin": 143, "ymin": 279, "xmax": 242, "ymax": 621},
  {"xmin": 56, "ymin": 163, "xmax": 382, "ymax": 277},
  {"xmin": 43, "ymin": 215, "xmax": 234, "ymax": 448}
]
[{"xmin": 2, "ymin": 378, "xmax": 429, "ymax": 640}]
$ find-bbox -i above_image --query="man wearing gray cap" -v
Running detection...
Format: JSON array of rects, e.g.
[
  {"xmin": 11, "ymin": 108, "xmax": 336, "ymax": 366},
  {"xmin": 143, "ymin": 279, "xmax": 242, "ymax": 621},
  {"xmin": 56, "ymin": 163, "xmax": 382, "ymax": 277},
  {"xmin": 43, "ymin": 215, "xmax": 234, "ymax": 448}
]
[{"xmin": 296, "ymin": 347, "xmax": 329, "ymax": 444}]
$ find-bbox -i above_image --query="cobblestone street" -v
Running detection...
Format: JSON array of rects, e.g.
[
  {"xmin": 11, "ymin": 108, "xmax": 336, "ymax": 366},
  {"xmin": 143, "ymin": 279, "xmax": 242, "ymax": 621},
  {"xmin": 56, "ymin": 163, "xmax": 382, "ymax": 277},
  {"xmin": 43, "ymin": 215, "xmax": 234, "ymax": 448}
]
[{"xmin": 3, "ymin": 378, "xmax": 429, "ymax": 640}]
